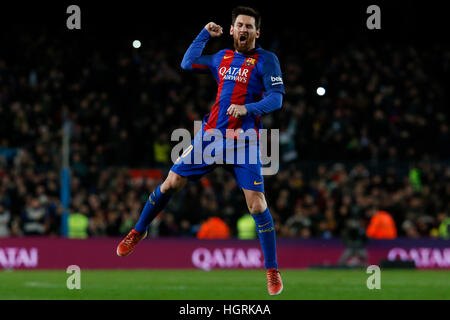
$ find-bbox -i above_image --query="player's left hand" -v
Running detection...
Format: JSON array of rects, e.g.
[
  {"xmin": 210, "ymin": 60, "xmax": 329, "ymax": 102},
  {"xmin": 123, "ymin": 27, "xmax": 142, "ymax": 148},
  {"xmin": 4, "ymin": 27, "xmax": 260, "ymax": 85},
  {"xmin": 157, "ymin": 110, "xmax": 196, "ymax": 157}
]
[{"xmin": 226, "ymin": 104, "xmax": 248, "ymax": 118}]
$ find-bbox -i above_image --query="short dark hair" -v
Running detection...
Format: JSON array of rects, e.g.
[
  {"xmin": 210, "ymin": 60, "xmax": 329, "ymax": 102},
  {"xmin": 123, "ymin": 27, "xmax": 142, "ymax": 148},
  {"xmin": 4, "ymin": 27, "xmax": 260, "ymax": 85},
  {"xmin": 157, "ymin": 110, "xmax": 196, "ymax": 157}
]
[{"xmin": 231, "ymin": 6, "xmax": 261, "ymax": 29}]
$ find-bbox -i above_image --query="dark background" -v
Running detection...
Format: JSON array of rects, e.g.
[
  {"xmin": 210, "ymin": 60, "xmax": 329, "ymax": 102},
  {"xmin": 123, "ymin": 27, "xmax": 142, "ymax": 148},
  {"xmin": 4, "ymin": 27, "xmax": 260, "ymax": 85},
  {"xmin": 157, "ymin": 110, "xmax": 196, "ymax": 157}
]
[{"xmin": 0, "ymin": 1, "xmax": 447, "ymax": 41}]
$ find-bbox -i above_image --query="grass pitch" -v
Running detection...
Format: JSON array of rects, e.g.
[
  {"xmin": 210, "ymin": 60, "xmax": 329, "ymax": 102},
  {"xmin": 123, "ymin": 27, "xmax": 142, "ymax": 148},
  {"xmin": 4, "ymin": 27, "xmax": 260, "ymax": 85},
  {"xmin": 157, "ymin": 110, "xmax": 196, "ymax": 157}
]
[{"xmin": 0, "ymin": 269, "xmax": 449, "ymax": 300}]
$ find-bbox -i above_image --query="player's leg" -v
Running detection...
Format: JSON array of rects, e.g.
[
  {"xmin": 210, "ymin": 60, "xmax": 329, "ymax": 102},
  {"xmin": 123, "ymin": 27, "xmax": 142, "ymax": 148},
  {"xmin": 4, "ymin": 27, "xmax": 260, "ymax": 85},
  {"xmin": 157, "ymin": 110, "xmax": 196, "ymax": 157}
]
[
  {"xmin": 242, "ymin": 189, "xmax": 278, "ymax": 271},
  {"xmin": 117, "ymin": 129, "xmax": 215, "ymax": 257},
  {"xmin": 116, "ymin": 170, "xmax": 187, "ymax": 256},
  {"xmin": 230, "ymin": 163, "xmax": 283, "ymax": 295},
  {"xmin": 134, "ymin": 128, "xmax": 217, "ymax": 234},
  {"xmin": 134, "ymin": 170, "xmax": 188, "ymax": 233},
  {"xmin": 242, "ymin": 188, "xmax": 283, "ymax": 295}
]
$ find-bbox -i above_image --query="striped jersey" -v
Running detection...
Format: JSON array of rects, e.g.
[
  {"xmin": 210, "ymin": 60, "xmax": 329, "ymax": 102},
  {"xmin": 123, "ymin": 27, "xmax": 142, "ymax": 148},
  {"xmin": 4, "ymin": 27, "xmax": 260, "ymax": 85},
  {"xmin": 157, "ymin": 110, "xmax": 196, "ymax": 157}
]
[{"xmin": 182, "ymin": 28, "xmax": 285, "ymax": 138}]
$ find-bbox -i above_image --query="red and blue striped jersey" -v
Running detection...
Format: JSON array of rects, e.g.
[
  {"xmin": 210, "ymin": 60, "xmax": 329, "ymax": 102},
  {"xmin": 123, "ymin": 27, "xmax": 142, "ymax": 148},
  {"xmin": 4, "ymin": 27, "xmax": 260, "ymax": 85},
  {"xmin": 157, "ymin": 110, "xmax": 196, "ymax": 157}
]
[{"xmin": 181, "ymin": 29, "xmax": 285, "ymax": 138}]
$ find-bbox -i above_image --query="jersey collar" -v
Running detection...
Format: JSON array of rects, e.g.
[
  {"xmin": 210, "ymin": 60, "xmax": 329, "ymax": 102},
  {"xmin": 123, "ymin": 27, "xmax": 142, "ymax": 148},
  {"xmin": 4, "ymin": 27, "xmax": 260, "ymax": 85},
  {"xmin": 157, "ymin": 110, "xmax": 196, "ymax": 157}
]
[{"xmin": 234, "ymin": 44, "xmax": 261, "ymax": 56}]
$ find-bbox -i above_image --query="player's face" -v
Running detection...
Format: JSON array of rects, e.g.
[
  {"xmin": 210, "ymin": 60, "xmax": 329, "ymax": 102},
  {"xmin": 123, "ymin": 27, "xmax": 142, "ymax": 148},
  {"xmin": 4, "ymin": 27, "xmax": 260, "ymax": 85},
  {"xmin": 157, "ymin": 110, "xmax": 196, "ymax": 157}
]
[{"xmin": 230, "ymin": 15, "xmax": 260, "ymax": 53}]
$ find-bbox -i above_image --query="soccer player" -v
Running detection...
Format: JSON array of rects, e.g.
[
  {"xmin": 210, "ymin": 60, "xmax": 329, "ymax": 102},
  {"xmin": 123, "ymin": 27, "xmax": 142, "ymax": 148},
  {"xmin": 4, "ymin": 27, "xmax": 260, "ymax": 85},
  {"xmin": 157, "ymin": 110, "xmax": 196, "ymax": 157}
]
[{"xmin": 117, "ymin": 6, "xmax": 285, "ymax": 295}]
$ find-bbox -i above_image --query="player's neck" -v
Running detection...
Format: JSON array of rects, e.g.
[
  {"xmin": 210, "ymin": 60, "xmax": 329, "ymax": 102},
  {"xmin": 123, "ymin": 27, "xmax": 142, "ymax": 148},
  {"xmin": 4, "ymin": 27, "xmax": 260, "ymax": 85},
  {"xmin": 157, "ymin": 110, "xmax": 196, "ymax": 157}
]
[{"xmin": 235, "ymin": 45, "xmax": 256, "ymax": 55}]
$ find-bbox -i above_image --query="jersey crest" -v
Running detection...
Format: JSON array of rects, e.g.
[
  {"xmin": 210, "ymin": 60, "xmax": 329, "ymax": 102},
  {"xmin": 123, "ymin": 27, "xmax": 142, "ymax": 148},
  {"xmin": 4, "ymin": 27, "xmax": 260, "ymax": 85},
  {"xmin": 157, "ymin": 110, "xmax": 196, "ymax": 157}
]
[{"xmin": 244, "ymin": 57, "xmax": 256, "ymax": 67}]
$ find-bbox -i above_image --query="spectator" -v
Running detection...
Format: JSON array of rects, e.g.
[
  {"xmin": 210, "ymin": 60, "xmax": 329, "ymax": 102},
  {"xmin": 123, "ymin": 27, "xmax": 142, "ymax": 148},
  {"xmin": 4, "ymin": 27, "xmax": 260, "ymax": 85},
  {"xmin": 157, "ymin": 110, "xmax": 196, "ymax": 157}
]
[
  {"xmin": 438, "ymin": 213, "xmax": 450, "ymax": 239},
  {"xmin": 0, "ymin": 204, "xmax": 11, "ymax": 237},
  {"xmin": 158, "ymin": 212, "xmax": 180, "ymax": 237},
  {"xmin": 68, "ymin": 211, "xmax": 89, "ymax": 239},
  {"xmin": 197, "ymin": 217, "xmax": 230, "ymax": 239},
  {"xmin": 119, "ymin": 212, "xmax": 135, "ymax": 235},
  {"xmin": 21, "ymin": 198, "xmax": 48, "ymax": 235},
  {"xmin": 402, "ymin": 220, "xmax": 420, "ymax": 238},
  {"xmin": 89, "ymin": 209, "xmax": 107, "ymax": 237},
  {"xmin": 236, "ymin": 214, "xmax": 257, "ymax": 239},
  {"xmin": 338, "ymin": 218, "xmax": 369, "ymax": 267},
  {"xmin": 153, "ymin": 133, "xmax": 171, "ymax": 168},
  {"xmin": 366, "ymin": 208, "xmax": 397, "ymax": 239}
]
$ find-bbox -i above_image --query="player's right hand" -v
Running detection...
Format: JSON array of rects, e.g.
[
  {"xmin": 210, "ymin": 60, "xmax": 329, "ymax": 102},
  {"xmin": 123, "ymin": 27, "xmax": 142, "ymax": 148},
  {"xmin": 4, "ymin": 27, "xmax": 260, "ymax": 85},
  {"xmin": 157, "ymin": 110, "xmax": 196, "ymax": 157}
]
[{"xmin": 204, "ymin": 22, "xmax": 223, "ymax": 37}]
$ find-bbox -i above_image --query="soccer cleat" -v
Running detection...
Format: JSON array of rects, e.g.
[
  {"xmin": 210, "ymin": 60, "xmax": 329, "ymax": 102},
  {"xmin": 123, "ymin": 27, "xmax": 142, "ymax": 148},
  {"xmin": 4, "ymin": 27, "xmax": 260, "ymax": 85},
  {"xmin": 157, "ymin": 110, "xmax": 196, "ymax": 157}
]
[
  {"xmin": 266, "ymin": 268, "xmax": 283, "ymax": 295},
  {"xmin": 116, "ymin": 229, "xmax": 148, "ymax": 257}
]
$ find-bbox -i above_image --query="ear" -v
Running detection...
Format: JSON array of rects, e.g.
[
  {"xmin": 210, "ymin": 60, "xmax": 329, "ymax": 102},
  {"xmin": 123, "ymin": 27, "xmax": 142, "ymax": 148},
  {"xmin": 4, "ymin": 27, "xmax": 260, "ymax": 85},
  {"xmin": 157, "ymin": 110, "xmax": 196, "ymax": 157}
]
[
  {"xmin": 230, "ymin": 25, "xmax": 234, "ymax": 36},
  {"xmin": 256, "ymin": 29, "xmax": 260, "ymax": 39}
]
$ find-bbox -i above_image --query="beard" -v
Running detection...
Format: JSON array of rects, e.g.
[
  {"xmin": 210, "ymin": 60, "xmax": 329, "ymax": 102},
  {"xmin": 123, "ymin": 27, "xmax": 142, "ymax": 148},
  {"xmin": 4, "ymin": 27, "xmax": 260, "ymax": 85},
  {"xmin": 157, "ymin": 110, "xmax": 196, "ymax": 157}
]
[{"xmin": 233, "ymin": 33, "xmax": 254, "ymax": 53}]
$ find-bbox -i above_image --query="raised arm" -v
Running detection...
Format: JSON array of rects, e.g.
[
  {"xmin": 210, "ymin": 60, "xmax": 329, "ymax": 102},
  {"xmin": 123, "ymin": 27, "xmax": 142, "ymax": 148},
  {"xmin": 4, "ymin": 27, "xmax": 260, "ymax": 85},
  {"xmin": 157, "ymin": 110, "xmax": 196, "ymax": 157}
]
[{"xmin": 181, "ymin": 22, "xmax": 223, "ymax": 71}]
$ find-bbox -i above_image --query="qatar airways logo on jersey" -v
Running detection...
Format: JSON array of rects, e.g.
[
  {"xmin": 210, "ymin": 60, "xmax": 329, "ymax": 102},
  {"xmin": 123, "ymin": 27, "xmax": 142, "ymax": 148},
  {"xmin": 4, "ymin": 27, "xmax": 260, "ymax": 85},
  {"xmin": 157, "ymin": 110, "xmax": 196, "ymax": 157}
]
[{"xmin": 219, "ymin": 66, "xmax": 250, "ymax": 83}]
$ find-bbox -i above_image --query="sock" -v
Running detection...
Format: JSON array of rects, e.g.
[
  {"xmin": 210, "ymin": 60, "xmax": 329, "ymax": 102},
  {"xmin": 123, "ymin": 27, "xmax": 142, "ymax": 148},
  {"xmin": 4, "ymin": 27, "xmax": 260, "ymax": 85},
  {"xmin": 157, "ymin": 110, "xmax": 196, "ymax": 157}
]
[
  {"xmin": 252, "ymin": 208, "xmax": 278, "ymax": 270},
  {"xmin": 134, "ymin": 184, "xmax": 171, "ymax": 233}
]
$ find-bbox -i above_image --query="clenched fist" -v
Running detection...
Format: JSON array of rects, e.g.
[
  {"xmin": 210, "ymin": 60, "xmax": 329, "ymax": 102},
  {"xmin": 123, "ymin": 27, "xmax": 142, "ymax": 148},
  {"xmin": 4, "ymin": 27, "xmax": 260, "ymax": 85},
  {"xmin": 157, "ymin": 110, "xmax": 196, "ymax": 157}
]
[{"xmin": 204, "ymin": 22, "xmax": 223, "ymax": 37}]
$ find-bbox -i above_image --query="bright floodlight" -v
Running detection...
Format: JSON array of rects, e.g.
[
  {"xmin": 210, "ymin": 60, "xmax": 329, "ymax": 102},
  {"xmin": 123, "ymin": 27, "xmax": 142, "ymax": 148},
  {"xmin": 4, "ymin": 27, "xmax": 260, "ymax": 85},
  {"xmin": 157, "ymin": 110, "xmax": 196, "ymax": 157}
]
[
  {"xmin": 132, "ymin": 40, "xmax": 141, "ymax": 48},
  {"xmin": 316, "ymin": 87, "xmax": 326, "ymax": 96}
]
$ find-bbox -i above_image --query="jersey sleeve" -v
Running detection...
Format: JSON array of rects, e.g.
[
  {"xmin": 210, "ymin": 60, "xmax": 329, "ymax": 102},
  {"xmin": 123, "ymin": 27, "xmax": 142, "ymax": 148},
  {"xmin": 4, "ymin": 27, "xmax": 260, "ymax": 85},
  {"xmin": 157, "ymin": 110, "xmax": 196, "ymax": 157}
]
[
  {"xmin": 245, "ymin": 92, "xmax": 283, "ymax": 117},
  {"xmin": 261, "ymin": 52, "xmax": 286, "ymax": 96},
  {"xmin": 188, "ymin": 55, "xmax": 215, "ymax": 72},
  {"xmin": 181, "ymin": 28, "xmax": 214, "ymax": 73}
]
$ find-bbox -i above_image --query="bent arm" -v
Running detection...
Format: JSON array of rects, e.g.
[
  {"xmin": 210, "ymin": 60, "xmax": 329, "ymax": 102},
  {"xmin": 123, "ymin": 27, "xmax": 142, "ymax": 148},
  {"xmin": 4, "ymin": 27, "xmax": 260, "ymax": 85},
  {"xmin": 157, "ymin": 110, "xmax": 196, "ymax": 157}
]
[{"xmin": 245, "ymin": 92, "xmax": 283, "ymax": 117}]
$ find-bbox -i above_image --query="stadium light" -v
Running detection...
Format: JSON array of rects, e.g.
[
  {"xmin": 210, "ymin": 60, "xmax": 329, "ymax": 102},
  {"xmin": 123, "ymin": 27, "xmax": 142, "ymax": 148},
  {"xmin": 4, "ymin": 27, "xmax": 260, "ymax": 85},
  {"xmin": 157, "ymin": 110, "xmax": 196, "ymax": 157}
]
[
  {"xmin": 133, "ymin": 40, "xmax": 141, "ymax": 49},
  {"xmin": 316, "ymin": 87, "xmax": 326, "ymax": 96}
]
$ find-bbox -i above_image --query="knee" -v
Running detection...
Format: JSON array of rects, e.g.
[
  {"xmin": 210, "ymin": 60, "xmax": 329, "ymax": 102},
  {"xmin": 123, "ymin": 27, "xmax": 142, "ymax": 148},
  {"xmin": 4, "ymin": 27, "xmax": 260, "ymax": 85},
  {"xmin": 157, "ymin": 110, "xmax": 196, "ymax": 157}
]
[
  {"xmin": 248, "ymin": 198, "xmax": 267, "ymax": 215},
  {"xmin": 161, "ymin": 173, "xmax": 187, "ymax": 194}
]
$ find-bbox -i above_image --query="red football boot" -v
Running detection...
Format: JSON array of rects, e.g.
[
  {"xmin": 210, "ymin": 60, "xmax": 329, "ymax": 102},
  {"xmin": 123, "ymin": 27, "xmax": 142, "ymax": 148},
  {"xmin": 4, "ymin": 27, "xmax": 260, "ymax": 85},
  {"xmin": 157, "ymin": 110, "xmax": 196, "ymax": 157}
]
[
  {"xmin": 116, "ymin": 229, "xmax": 148, "ymax": 257},
  {"xmin": 266, "ymin": 268, "xmax": 283, "ymax": 295}
]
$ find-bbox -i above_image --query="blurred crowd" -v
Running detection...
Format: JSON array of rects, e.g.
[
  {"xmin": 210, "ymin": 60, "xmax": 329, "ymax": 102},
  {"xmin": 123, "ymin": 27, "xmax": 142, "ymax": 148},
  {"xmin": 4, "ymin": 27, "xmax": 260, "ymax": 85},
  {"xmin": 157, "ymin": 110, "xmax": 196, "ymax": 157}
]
[{"xmin": 0, "ymin": 25, "xmax": 449, "ymax": 239}]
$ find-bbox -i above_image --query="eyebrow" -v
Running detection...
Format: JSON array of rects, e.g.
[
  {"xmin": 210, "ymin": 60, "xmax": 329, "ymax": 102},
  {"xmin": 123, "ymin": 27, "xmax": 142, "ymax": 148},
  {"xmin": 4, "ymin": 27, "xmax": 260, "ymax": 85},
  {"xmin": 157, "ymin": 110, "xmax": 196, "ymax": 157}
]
[{"xmin": 237, "ymin": 22, "xmax": 254, "ymax": 27}]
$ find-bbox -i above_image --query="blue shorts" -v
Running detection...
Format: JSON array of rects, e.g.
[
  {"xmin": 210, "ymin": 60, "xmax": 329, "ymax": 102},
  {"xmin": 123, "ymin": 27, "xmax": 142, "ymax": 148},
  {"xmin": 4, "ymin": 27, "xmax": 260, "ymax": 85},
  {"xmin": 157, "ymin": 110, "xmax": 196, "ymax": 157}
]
[{"xmin": 170, "ymin": 129, "xmax": 264, "ymax": 192}]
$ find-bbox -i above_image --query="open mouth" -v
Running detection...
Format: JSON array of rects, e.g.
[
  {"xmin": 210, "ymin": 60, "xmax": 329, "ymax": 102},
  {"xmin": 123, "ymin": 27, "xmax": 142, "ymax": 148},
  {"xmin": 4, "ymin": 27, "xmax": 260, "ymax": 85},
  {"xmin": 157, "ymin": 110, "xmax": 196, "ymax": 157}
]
[{"xmin": 239, "ymin": 35, "xmax": 247, "ymax": 45}]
